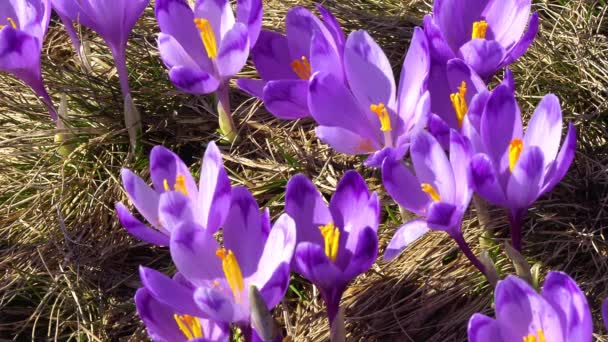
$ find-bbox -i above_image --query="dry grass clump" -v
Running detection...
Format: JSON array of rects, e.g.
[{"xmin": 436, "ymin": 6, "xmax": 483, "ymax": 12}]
[{"xmin": 0, "ymin": 0, "xmax": 607, "ymax": 341}]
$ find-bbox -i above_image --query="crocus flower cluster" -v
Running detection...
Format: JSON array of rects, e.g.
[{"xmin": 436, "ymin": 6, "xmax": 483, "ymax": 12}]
[
  {"xmin": 468, "ymin": 271, "xmax": 592, "ymax": 341},
  {"xmin": 0, "ymin": 0, "xmax": 56, "ymax": 120}
]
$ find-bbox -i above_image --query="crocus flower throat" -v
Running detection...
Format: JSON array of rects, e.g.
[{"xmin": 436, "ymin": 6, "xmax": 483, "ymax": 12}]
[
  {"xmin": 450, "ymin": 81, "xmax": 468, "ymax": 127},
  {"xmin": 471, "ymin": 20, "xmax": 488, "ymax": 39},
  {"xmin": 174, "ymin": 314, "xmax": 204, "ymax": 339},
  {"xmin": 291, "ymin": 56, "xmax": 312, "ymax": 80},
  {"xmin": 194, "ymin": 18, "xmax": 218, "ymax": 59},
  {"xmin": 319, "ymin": 222, "xmax": 340, "ymax": 262},
  {"xmin": 0, "ymin": 18, "xmax": 17, "ymax": 30},
  {"xmin": 163, "ymin": 174, "xmax": 188, "ymax": 196},
  {"xmin": 509, "ymin": 138, "xmax": 524, "ymax": 172},
  {"xmin": 215, "ymin": 248, "xmax": 245, "ymax": 302},
  {"xmin": 523, "ymin": 329, "xmax": 546, "ymax": 342}
]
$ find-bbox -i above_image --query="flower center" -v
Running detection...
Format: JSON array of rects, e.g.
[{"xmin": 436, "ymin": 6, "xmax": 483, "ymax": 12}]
[
  {"xmin": 215, "ymin": 248, "xmax": 244, "ymax": 302},
  {"xmin": 472, "ymin": 20, "xmax": 488, "ymax": 39},
  {"xmin": 290, "ymin": 56, "xmax": 312, "ymax": 80},
  {"xmin": 508, "ymin": 138, "xmax": 524, "ymax": 172},
  {"xmin": 319, "ymin": 222, "xmax": 340, "ymax": 262},
  {"xmin": 421, "ymin": 183, "xmax": 441, "ymax": 202},
  {"xmin": 163, "ymin": 174, "xmax": 188, "ymax": 196},
  {"xmin": 174, "ymin": 314, "xmax": 203, "ymax": 339},
  {"xmin": 194, "ymin": 18, "xmax": 218, "ymax": 59},
  {"xmin": 370, "ymin": 103, "xmax": 391, "ymax": 132},
  {"xmin": 450, "ymin": 81, "xmax": 468, "ymax": 128},
  {"xmin": 0, "ymin": 17, "xmax": 17, "ymax": 30},
  {"xmin": 523, "ymin": 329, "xmax": 546, "ymax": 342}
]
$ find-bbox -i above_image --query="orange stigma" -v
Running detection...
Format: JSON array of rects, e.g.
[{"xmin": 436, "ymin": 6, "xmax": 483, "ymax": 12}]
[
  {"xmin": 290, "ymin": 56, "xmax": 312, "ymax": 80},
  {"xmin": 163, "ymin": 174, "xmax": 189, "ymax": 196},
  {"xmin": 508, "ymin": 139, "xmax": 524, "ymax": 172},
  {"xmin": 174, "ymin": 314, "xmax": 203, "ymax": 339}
]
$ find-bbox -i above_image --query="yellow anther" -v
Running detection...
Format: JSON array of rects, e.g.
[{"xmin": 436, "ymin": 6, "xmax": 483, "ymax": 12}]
[
  {"xmin": 194, "ymin": 18, "xmax": 218, "ymax": 59},
  {"xmin": 290, "ymin": 56, "xmax": 312, "ymax": 80},
  {"xmin": 0, "ymin": 17, "xmax": 17, "ymax": 30},
  {"xmin": 163, "ymin": 174, "xmax": 189, "ymax": 195},
  {"xmin": 174, "ymin": 314, "xmax": 203, "ymax": 339},
  {"xmin": 450, "ymin": 81, "xmax": 468, "ymax": 127},
  {"xmin": 319, "ymin": 222, "xmax": 340, "ymax": 262},
  {"xmin": 370, "ymin": 103, "xmax": 392, "ymax": 132},
  {"xmin": 215, "ymin": 248, "xmax": 244, "ymax": 302},
  {"xmin": 523, "ymin": 329, "xmax": 546, "ymax": 342},
  {"xmin": 421, "ymin": 183, "xmax": 442, "ymax": 202},
  {"xmin": 508, "ymin": 138, "xmax": 524, "ymax": 172},
  {"xmin": 472, "ymin": 20, "xmax": 488, "ymax": 39}
]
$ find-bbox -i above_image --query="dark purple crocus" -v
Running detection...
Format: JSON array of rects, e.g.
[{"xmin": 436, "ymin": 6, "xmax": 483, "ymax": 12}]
[
  {"xmin": 468, "ymin": 271, "xmax": 592, "ymax": 341},
  {"xmin": 51, "ymin": 0, "xmax": 149, "ymax": 147},
  {"xmin": 155, "ymin": 0, "xmax": 262, "ymax": 140},
  {"xmin": 285, "ymin": 171, "xmax": 379, "ymax": 323},
  {"xmin": 467, "ymin": 84, "xmax": 576, "ymax": 250},
  {"xmin": 165, "ymin": 186, "xmax": 295, "ymax": 335},
  {"xmin": 382, "ymin": 130, "xmax": 488, "ymax": 276},
  {"xmin": 308, "ymin": 28, "xmax": 430, "ymax": 167},
  {"xmin": 115, "ymin": 141, "xmax": 231, "ymax": 246},
  {"xmin": 0, "ymin": 0, "xmax": 56, "ymax": 121},
  {"xmin": 236, "ymin": 5, "xmax": 344, "ymax": 119},
  {"xmin": 424, "ymin": 0, "xmax": 539, "ymax": 80},
  {"xmin": 427, "ymin": 58, "xmax": 515, "ymax": 144},
  {"xmin": 135, "ymin": 286, "xmax": 229, "ymax": 341}
]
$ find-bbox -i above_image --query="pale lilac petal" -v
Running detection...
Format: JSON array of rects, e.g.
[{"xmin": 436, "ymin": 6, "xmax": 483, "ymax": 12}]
[
  {"xmin": 468, "ymin": 313, "xmax": 503, "ymax": 342},
  {"xmin": 482, "ymin": 0, "xmax": 532, "ymax": 48},
  {"xmin": 115, "ymin": 203, "xmax": 169, "ymax": 246},
  {"xmin": 284, "ymin": 6, "xmax": 327, "ymax": 62},
  {"xmin": 263, "ymin": 79, "xmax": 309, "ymax": 119},
  {"xmin": 216, "ymin": 23, "xmax": 249, "ymax": 78},
  {"xmin": 503, "ymin": 12, "xmax": 539, "ymax": 66},
  {"xmin": 198, "ymin": 141, "xmax": 231, "ymax": 233},
  {"xmin": 364, "ymin": 144, "xmax": 409, "ymax": 168},
  {"xmin": 139, "ymin": 266, "xmax": 204, "ymax": 317},
  {"xmin": 285, "ymin": 175, "xmax": 330, "ymax": 246},
  {"xmin": 397, "ymin": 28, "xmax": 430, "ymax": 124},
  {"xmin": 315, "ymin": 126, "xmax": 381, "ymax": 156},
  {"xmin": 381, "ymin": 158, "xmax": 430, "ymax": 215},
  {"xmin": 170, "ymin": 221, "xmax": 223, "ymax": 283},
  {"xmin": 541, "ymin": 271, "xmax": 593, "ymax": 341},
  {"xmin": 159, "ymin": 192, "xmax": 195, "ymax": 230},
  {"xmin": 194, "ymin": 0, "xmax": 235, "ymax": 42},
  {"xmin": 150, "ymin": 146, "xmax": 198, "ymax": 197},
  {"xmin": 480, "ymin": 84, "xmax": 523, "ymax": 175},
  {"xmin": 236, "ymin": 0, "xmax": 262, "ymax": 46},
  {"xmin": 541, "ymin": 123, "xmax": 576, "ymax": 194},
  {"xmin": 193, "ymin": 287, "xmax": 236, "ymax": 323},
  {"xmin": 344, "ymin": 30, "xmax": 396, "ymax": 111},
  {"xmin": 329, "ymin": 170, "xmax": 378, "ymax": 235},
  {"xmin": 158, "ymin": 33, "xmax": 200, "ymax": 70},
  {"xmin": 222, "ymin": 186, "xmax": 266, "ymax": 277},
  {"xmin": 427, "ymin": 113, "xmax": 451, "ymax": 150},
  {"xmin": 121, "ymin": 168, "xmax": 161, "ymax": 227},
  {"xmin": 169, "ymin": 65, "xmax": 220, "ymax": 94},
  {"xmin": 342, "ymin": 226, "xmax": 377, "ymax": 281},
  {"xmin": 135, "ymin": 288, "xmax": 185, "ymax": 342},
  {"xmin": 426, "ymin": 201, "xmax": 459, "ymax": 233},
  {"xmin": 308, "ymin": 72, "xmax": 379, "ymax": 140},
  {"xmin": 450, "ymin": 131, "xmax": 473, "ymax": 207},
  {"xmin": 506, "ymin": 146, "xmax": 545, "ymax": 208},
  {"xmin": 422, "ymin": 14, "xmax": 455, "ymax": 63},
  {"xmin": 310, "ymin": 30, "xmax": 343, "ymax": 82},
  {"xmin": 384, "ymin": 219, "xmax": 430, "ymax": 261},
  {"xmin": 494, "ymin": 275, "xmax": 564, "ymax": 341},
  {"xmin": 523, "ymin": 94, "xmax": 563, "ymax": 163},
  {"xmin": 236, "ymin": 78, "xmax": 265, "ymax": 98},
  {"xmin": 315, "ymin": 4, "xmax": 345, "ymax": 50},
  {"xmin": 458, "ymin": 39, "xmax": 507, "ymax": 80},
  {"xmin": 250, "ymin": 30, "xmax": 294, "ymax": 80},
  {"xmin": 411, "ymin": 131, "xmax": 456, "ymax": 203},
  {"xmin": 433, "ymin": 0, "xmax": 486, "ymax": 52},
  {"xmin": 462, "ymin": 91, "xmax": 490, "ymax": 154},
  {"xmin": 469, "ymin": 153, "xmax": 507, "ymax": 206},
  {"xmin": 446, "ymin": 58, "xmax": 486, "ymax": 102},
  {"xmin": 0, "ymin": 27, "xmax": 43, "ymax": 87},
  {"xmin": 428, "ymin": 61, "xmax": 458, "ymax": 128}
]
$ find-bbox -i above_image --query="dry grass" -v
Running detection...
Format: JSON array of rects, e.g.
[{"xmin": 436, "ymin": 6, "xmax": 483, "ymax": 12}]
[{"xmin": 0, "ymin": 0, "xmax": 607, "ymax": 341}]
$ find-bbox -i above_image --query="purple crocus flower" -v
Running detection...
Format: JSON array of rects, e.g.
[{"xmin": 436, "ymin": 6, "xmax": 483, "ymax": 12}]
[
  {"xmin": 468, "ymin": 271, "xmax": 592, "ymax": 341},
  {"xmin": 308, "ymin": 27, "xmax": 431, "ymax": 167},
  {"xmin": 51, "ymin": 0, "xmax": 149, "ymax": 147},
  {"xmin": 135, "ymin": 286, "xmax": 230, "ymax": 341},
  {"xmin": 165, "ymin": 186, "xmax": 295, "ymax": 335},
  {"xmin": 382, "ymin": 130, "xmax": 488, "ymax": 276},
  {"xmin": 467, "ymin": 84, "xmax": 576, "ymax": 250},
  {"xmin": 155, "ymin": 0, "xmax": 262, "ymax": 140},
  {"xmin": 424, "ymin": 0, "xmax": 539, "ymax": 80},
  {"xmin": 602, "ymin": 297, "xmax": 608, "ymax": 331},
  {"xmin": 0, "ymin": 0, "xmax": 56, "ymax": 120},
  {"xmin": 236, "ymin": 5, "xmax": 345, "ymax": 119},
  {"xmin": 285, "ymin": 170, "xmax": 379, "ymax": 323},
  {"xmin": 427, "ymin": 58, "xmax": 515, "ymax": 145},
  {"xmin": 115, "ymin": 141, "xmax": 231, "ymax": 246}
]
